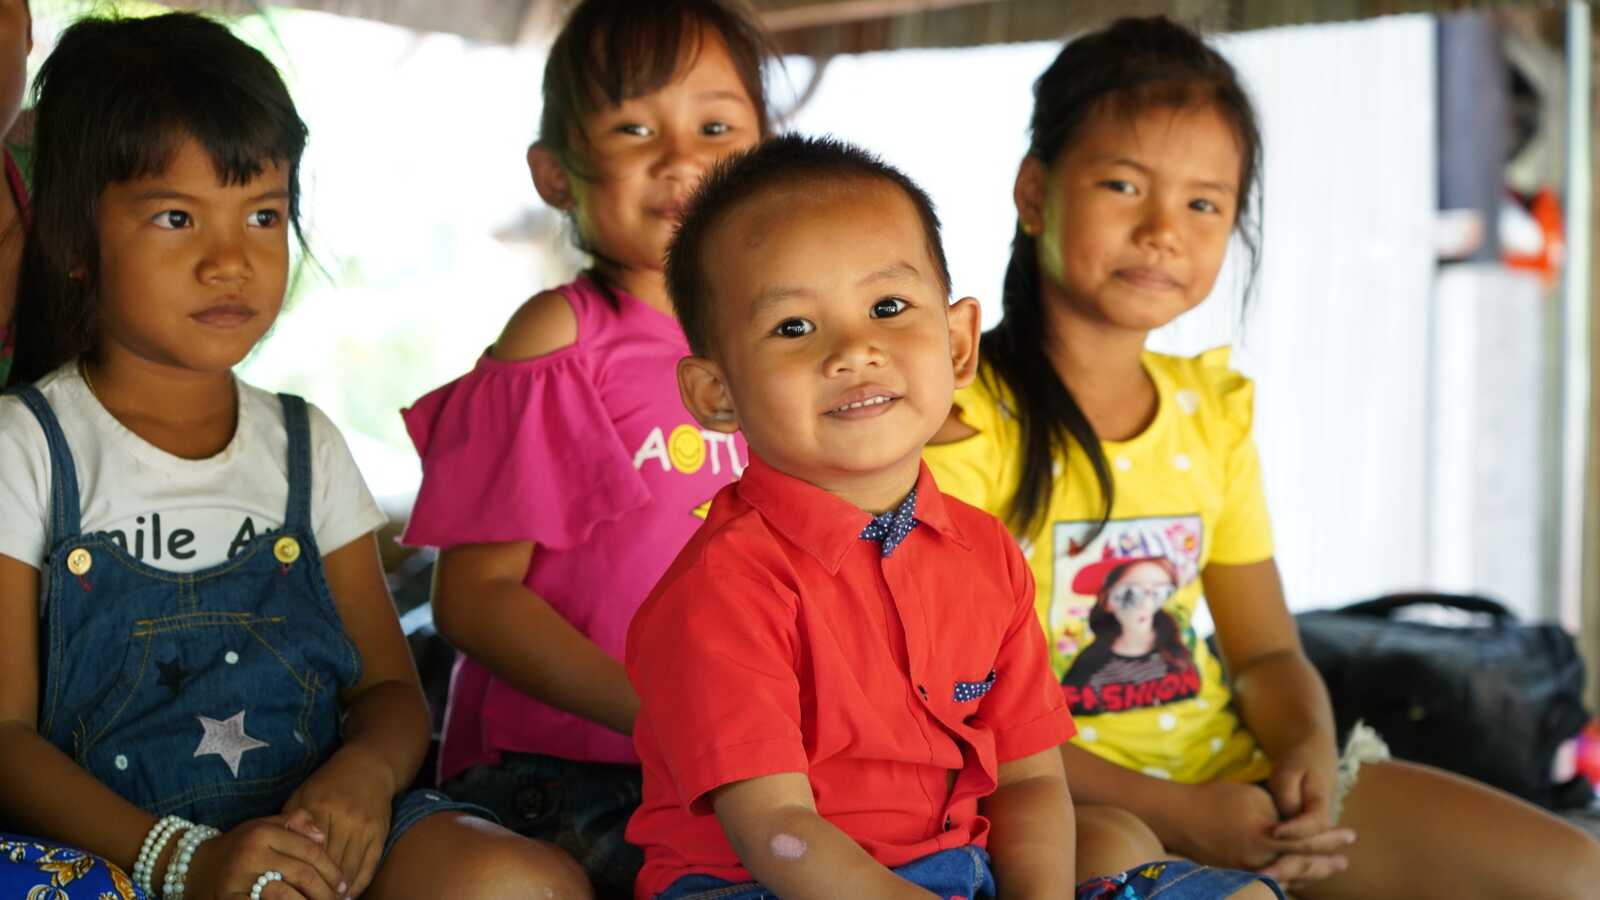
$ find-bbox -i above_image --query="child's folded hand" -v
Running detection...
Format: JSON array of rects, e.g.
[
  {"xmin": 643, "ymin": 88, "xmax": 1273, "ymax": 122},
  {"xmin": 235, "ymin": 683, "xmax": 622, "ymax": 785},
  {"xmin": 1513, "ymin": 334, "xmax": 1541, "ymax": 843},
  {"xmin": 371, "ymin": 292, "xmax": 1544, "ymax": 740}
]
[
  {"xmin": 1176, "ymin": 778, "xmax": 1351, "ymax": 885},
  {"xmin": 1257, "ymin": 740, "xmax": 1355, "ymax": 890},
  {"xmin": 1266, "ymin": 738, "xmax": 1339, "ymax": 837},
  {"xmin": 1175, "ymin": 780, "xmax": 1281, "ymax": 870},
  {"xmin": 189, "ymin": 811, "xmax": 347, "ymax": 900},
  {"xmin": 1257, "ymin": 842, "xmax": 1352, "ymax": 893},
  {"xmin": 282, "ymin": 744, "xmax": 396, "ymax": 898}
]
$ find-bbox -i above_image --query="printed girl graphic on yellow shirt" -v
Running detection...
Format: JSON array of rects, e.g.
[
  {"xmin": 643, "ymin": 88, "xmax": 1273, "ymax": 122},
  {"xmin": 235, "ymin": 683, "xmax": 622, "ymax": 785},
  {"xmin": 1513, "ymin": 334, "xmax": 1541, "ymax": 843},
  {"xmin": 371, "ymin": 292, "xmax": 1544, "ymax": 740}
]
[{"xmin": 1054, "ymin": 516, "xmax": 1204, "ymax": 717}]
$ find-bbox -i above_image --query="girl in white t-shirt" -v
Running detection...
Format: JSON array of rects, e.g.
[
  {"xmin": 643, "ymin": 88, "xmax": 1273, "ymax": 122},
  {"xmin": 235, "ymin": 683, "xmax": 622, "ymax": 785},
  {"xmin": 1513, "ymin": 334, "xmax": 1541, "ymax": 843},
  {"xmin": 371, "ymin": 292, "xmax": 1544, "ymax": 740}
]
[{"xmin": 0, "ymin": 13, "xmax": 590, "ymax": 900}]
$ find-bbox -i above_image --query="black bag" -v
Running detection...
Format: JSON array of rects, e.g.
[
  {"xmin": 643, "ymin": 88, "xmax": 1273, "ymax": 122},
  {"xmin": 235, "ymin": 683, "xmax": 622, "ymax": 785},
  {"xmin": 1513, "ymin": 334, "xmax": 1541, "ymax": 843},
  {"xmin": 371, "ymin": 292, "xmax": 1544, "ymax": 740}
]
[{"xmin": 1296, "ymin": 593, "xmax": 1593, "ymax": 810}]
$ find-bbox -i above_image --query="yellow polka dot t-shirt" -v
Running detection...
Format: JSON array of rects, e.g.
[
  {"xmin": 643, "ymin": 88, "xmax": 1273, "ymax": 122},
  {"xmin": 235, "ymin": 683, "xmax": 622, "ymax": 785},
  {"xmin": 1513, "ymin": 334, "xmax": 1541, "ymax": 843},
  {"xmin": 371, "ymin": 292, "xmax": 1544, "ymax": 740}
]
[{"xmin": 925, "ymin": 347, "xmax": 1274, "ymax": 784}]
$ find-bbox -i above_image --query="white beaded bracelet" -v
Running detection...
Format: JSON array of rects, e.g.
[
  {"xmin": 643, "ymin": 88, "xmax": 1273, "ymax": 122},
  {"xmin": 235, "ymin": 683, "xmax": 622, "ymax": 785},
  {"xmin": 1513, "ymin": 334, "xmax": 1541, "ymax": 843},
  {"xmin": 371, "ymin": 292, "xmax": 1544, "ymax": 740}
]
[
  {"xmin": 133, "ymin": 815, "xmax": 189, "ymax": 898},
  {"xmin": 161, "ymin": 823, "xmax": 220, "ymax": 900},
  {"xmin": 249, "ymin": 869, "xmax": 284, "ymax": 900}
]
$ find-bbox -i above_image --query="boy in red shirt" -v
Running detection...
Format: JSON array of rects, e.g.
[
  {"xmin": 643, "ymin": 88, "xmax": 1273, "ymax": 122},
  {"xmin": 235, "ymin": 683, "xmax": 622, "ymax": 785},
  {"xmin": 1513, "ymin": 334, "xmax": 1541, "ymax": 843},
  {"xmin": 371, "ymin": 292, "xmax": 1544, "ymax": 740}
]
[{"xmin": 624, "ymin": 135, "xmax": 1283, "ymax": 900}]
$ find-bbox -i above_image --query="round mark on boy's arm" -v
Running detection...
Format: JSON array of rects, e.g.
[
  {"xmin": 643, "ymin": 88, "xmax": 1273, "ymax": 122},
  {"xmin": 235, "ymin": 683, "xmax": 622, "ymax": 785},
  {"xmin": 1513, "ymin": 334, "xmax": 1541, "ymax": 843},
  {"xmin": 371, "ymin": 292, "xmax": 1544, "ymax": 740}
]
[{"xmin": 769, "ymin": 833, "xmax": 807, "ymax": 859}]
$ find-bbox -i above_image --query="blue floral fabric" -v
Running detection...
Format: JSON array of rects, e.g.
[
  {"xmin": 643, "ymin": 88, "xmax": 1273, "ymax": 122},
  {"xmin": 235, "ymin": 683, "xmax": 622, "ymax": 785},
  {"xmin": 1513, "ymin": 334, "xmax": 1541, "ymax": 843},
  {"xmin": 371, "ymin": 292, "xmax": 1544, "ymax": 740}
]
[{"xmin": 0, "ymin": 833, "xmax": 144, "ymax": 899}]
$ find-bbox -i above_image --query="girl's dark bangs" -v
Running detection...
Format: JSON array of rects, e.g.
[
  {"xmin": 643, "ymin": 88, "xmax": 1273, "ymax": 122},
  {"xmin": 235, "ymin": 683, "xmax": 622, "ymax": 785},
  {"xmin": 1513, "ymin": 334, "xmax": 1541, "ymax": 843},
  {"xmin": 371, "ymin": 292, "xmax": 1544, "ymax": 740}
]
[
  {"xmin": 1084, "ymin": 78, "xmax": 1257, "ymax": 197},
  {"xmin": 108, "ymin": 80, "xmax": 303, "ymax": 186},
  {"xmin": 584, "ymin": 8, "xmax": 701, "ymax": 111}
]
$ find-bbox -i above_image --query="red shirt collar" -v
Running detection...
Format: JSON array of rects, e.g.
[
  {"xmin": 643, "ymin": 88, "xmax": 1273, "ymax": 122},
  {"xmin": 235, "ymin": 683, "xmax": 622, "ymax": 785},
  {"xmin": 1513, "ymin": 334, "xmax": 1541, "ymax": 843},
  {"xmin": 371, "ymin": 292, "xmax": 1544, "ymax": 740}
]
[{"xmin": 736, "ymin": 451, "xmax": 969, "ymax": 574}]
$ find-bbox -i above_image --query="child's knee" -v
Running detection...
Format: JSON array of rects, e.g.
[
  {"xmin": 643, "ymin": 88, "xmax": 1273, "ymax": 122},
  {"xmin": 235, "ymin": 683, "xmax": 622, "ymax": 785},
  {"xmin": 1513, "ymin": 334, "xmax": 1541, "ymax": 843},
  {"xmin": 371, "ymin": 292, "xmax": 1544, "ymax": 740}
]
[
  {"xmin": 1076, "ymin": 805, "xmax": 1161, "ymax": 850},
  {"xmin": 517, "ymin": 841, "xmax": 596, "ymax": 900},
  {"xmin": 1075, "ymin": 805, "xmax": 1165, "ymax": 877},
  {"xmin": 411, "ymin": 822, "xmax": 593, "ymax": 900},
  {"xmin": 460, "ymin": 836, "xmax": 593, "ymax": 900},
  {"xmin": 1536, "ymin": 828, "xmax": 1600, "ymax": 900}
]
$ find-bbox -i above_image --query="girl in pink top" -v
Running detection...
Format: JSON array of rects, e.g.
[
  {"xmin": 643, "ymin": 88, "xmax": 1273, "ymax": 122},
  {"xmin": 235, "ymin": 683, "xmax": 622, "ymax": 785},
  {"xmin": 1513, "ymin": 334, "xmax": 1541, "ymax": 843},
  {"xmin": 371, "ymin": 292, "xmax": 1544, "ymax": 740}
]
[{"xmin": 401, "ymin": 2, "xmax": 771, "ymax": 894}]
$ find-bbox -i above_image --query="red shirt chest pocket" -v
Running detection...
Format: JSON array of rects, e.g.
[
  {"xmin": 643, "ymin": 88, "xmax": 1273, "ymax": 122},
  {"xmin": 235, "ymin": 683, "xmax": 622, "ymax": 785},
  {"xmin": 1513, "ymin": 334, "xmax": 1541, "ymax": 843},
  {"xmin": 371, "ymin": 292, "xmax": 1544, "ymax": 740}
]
[{"xmin": 952, "ymin": 669, "xmax": 997, "ymax": 703}]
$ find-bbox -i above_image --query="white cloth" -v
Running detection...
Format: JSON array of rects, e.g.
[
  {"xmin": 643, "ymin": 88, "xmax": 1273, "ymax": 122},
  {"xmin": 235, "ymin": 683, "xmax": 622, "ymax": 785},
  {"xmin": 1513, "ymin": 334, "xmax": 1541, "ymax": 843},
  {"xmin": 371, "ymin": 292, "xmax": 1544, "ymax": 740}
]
[{"xmin": 0, "ymin": 363, "xmax": 386, "ymax": 573}]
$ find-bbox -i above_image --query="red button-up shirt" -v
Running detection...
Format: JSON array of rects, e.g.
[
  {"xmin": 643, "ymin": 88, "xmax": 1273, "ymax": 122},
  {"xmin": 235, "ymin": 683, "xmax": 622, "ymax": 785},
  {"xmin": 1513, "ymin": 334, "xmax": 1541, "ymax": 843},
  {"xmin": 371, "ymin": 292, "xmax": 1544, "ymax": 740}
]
[{"xmin": 626, "ymin": 454, "xmax": 1076, "ymax": 898}]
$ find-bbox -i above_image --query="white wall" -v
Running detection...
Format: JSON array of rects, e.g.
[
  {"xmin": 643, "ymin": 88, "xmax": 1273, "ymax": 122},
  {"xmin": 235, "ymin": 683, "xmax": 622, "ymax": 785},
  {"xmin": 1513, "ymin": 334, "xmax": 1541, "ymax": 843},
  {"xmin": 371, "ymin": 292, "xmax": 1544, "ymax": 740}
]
[{"xmin": 1428, "ymin": 264, "xmax": 1551, "ymax": 620}]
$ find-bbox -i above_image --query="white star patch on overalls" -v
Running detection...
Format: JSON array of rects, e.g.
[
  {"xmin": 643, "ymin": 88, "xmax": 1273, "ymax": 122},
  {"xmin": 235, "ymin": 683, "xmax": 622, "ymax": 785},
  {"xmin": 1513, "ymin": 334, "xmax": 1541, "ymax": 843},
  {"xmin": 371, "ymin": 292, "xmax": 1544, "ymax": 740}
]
[{"xmin": 194, "ymin": 711, "xmax": 269, "ymax": 777}]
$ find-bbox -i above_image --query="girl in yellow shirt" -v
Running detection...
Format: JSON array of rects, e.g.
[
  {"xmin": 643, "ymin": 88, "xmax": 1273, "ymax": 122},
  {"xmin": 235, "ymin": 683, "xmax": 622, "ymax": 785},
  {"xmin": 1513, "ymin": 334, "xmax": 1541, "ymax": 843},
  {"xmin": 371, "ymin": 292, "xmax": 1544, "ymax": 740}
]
[{"xmin": 927, "ymin": 15, "xmax": 1600, "ymax": 900}]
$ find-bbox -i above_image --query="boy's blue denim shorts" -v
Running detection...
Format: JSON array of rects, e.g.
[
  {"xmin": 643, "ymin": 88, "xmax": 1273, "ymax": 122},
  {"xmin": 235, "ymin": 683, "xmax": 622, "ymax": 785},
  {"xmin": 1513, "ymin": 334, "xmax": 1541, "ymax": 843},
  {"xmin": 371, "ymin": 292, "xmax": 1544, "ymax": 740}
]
[
  {"xmin": 656, "ymin": 846, "xmax": 994, "ymax": 900},
  {"xmin": 655, "ymin": 847, "xmax": 1284, "ymax": 900},
  {"xmin": 1077, "ymin": 859, "xmax": 1285, "ymax": 899}
]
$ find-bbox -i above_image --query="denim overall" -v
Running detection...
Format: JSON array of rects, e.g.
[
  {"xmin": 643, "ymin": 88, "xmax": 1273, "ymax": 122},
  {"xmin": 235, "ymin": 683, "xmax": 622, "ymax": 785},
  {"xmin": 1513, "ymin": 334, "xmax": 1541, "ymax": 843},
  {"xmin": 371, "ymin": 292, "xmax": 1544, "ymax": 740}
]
[{"xmin": 12, "ymin": 386, "xmax": 481, "ymax": 845}]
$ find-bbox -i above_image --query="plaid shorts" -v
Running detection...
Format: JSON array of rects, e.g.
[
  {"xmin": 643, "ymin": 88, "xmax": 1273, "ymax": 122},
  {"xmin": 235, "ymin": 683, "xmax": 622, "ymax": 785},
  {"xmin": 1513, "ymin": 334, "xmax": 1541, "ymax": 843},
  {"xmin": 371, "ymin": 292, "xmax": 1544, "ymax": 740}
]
[{"xmin": 443, "ymin": 752, "xmax": 642, "ymax": 899}]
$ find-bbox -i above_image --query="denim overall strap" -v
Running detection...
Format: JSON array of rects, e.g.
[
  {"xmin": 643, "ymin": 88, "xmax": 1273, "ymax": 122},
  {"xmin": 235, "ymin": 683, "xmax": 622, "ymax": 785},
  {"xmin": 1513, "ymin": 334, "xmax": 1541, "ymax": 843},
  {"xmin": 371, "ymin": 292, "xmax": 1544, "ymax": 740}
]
[
  {"xmin": 277, "ymin": 394, "xmax": 312, "ymax": 534},
  {"xmin": 9, "ymin": 385, "xmax": 83, "ymax": 544}
]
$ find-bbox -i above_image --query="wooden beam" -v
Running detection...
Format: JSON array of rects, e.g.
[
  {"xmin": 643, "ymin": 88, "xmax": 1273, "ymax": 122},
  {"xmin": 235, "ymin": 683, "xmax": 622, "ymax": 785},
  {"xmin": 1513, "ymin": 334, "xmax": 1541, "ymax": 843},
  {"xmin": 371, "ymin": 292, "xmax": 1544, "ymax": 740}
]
[
  {"xmin": 159, "ymin": 0, "xmax": 537, "ymax": 44},
  {"xmin": 761, "ymin": 0, "xmax": 1002, "ymax": 32},
  {"xmin": 95, "ymin": 0, "xmax": 1569, "ymax": 49},
  {"xmin": 764, "ymin": 0, "xmax": 1566, "ymax": 55}
]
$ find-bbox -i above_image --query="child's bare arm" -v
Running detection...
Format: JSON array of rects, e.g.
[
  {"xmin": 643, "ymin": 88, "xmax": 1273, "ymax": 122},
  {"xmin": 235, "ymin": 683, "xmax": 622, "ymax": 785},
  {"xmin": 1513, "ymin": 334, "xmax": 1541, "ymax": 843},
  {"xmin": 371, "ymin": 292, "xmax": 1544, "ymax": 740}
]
[
  {"xmin": 0, "ymin": 554, "xmax": 345, "ymax": 900},
  {"xmin": 711, "ymin": 772, "xmax": 937, "ymax": 900},
  {"xmin": 984, "ymin": 748, "xmax": 1074, "ymax": 899},
  {"xmin": 434, "ymin": 540, "xmax": 639, "ymax": 734},
  {"xmin": 1201, "ymin": 557, "xmax": 1357, "ymax": 886},
  {"xmin": 490, "ymin": 289, "xmax": 579, "ymax": 363},
  {"xmin": 326, "ymin": 532, "xmax": 432, "ymax": 782},
  {"xmin": 0, "ymin": 554, "xmax": 155, "ymax": 866},
  {"xmin": 1204, "ymin": 560, "xmax": 1339, "ymax": 831},
  {"xmin": 1055, "ymin": 741, "xmax": 1182, "ymax": 838},
  {"xmin": 429, "ymin": 288, "xmax": 640, "ymax": 735},
  {"xmin": 287, "ymin": 531, "xmax": 434, "ymax": 895}
]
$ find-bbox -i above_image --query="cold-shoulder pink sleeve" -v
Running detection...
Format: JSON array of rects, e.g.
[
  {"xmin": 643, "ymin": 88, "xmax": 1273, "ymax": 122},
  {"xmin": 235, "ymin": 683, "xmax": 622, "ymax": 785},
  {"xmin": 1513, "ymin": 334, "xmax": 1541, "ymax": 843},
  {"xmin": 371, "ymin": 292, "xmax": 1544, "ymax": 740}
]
[{"xmin": 400, "ymin": 349, "xmax": 650, "ymax": 550}]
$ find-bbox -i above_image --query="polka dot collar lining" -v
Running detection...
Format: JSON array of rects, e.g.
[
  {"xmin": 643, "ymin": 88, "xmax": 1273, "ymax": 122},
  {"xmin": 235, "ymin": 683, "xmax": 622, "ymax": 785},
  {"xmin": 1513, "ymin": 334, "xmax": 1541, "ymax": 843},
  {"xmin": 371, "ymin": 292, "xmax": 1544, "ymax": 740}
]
[{"xmin": 858, "ymin": 487, "xmax": 919, "ymax": 557}]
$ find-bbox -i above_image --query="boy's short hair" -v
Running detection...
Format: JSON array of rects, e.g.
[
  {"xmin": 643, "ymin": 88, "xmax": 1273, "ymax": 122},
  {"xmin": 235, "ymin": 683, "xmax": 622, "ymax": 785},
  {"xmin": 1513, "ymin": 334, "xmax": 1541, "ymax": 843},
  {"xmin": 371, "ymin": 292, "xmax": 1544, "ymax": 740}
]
[{"xmin": 667, "ymin": 134, "xmax": 953, "ymax": 357}]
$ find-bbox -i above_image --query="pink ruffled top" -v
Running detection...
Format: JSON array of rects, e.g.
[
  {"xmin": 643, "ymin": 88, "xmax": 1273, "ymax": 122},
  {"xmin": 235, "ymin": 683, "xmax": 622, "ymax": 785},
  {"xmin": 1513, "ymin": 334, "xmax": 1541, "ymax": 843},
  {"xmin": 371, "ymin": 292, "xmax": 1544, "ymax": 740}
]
[{"xmin": 402, "ymin": 276, "xmax": 747, "ymax": 780}]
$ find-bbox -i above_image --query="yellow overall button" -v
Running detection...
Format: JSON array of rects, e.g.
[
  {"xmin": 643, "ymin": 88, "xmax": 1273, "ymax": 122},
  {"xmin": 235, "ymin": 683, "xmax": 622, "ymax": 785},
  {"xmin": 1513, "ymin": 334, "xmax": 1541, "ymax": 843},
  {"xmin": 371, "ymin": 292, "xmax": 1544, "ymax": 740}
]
[
  {"xmin": 66, "ymin": 548, "xmax": 92, "ymax": 576},
  {"xmin": 273, "ymin": 537, "xmax": 301, "ymax": 565}
]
